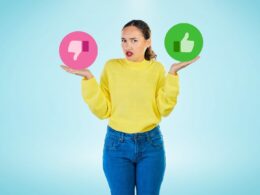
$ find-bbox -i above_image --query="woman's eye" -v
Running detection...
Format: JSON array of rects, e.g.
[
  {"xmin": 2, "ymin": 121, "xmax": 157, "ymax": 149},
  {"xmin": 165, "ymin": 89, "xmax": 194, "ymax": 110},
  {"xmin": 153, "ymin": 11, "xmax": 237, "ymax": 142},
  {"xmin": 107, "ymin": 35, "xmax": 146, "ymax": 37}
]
[{"xmin": 121, "ymin": 39, "xmax": 137, "ymax": 43}]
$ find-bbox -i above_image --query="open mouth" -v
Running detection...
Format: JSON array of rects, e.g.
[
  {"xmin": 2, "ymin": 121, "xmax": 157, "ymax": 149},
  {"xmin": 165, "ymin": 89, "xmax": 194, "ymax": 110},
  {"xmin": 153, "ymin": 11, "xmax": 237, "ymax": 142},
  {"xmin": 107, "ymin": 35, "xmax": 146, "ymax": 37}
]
[{"xmin": 126, "ymin": 51, "xmax": 133, "ymax": 57}]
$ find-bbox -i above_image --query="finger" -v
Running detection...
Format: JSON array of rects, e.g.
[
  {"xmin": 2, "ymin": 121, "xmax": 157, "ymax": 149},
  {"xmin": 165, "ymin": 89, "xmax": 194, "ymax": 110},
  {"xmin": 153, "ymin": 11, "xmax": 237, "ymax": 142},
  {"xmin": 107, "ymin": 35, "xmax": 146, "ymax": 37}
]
[
  {"xmin": 69, "ymin": 69, "xmax": 78, "ymax": 74},
  {"xmin": 60, "ymin": 65, "xmax": 75, "ymax": 72},
  {"xmin": 68, "ymin": 69, "xmax": 77, "ymax": 73},
  {"xmin": 189, "ymin": 56, "xmax": 200, "ymax": 63},
  {"xmin": 62, "ymin": 66, "xmax": 76, "ymax": 72},
  {"xmin": 177, "ymin": 61, "xmax": 191, "ymax": 68},
  {"xmin": 177, "ymin": 61, "xmax": 190, "ymax": 67},
  {"xmin": 63, "ymin": 67, "xmax": 75, "ymax": 74},
  {"xmin": 61, "ymin": 66, "xmax": 70, "ymax": 71},
  {"xmin": 65, "ymin": 69, "xmax": 73, "ymax": 74},
  {"xmin": 182, "ymin": 32, "xmax": 189, "ymax": 41},
  {"xmin": 181, "ymin": 56, "xmax": 200, "ymax": 66},
  {"xmin": 60, "ymin": 65, "xmax": 84, "ymax": 76},
  {"xmin": 60, "ymin": 65, "xmax": 68, "ymax": 69}
]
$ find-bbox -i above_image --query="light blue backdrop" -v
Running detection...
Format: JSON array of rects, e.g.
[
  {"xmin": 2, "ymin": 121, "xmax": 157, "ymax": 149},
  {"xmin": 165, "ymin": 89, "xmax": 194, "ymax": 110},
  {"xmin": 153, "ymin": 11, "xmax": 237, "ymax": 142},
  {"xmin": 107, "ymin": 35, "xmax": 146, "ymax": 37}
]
[{"xmin": 0, "ymin": 0, "xmax": 259, "ymax": 194}]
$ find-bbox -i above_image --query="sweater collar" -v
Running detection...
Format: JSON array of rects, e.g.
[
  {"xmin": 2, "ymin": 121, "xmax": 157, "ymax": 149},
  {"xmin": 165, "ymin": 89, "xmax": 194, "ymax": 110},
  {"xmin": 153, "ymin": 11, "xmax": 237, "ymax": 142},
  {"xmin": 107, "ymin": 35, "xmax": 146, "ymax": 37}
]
[{"xmin": 123, "ymin": 58, "xmax": 150, "ymax": 70}]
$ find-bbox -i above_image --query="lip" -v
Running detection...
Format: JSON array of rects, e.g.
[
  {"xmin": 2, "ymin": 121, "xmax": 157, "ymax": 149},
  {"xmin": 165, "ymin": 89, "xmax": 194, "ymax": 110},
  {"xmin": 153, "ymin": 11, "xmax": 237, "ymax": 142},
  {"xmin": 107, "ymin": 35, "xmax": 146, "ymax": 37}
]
[{"xmin": 126, "ymin": 51, "xmax": 133, "ymax": 57}]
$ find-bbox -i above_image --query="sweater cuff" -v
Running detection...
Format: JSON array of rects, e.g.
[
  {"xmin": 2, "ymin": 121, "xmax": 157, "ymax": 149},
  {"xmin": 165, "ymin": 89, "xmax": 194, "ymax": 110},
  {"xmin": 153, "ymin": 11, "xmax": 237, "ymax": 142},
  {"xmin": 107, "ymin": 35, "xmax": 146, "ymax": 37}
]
[
  {"xmin": 81, "ymin": 77, "xmax": 99, "ymax": 99},
  {"xmin": 166, "ymin": 73, "xmax": 179, "ymax": 82},
  {"xmin": 165, "ymin": 73, "xmax": 179, "ymax": 93}
]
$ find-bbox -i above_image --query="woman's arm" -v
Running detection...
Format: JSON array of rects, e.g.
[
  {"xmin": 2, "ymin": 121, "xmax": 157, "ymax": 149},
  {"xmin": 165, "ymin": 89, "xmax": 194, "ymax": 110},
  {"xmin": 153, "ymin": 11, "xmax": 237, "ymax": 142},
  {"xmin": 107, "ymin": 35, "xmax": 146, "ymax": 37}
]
[
  {"xmin": 60, "ymin": 63, "xmax": 112, "ymax": 119},
  {"xmin": 156, "ymin": 69, "xmax": 179, "ymax": 117},
  {"xmin": 156, "ymin": 56, "xmax": 200, "ymax": 117}
]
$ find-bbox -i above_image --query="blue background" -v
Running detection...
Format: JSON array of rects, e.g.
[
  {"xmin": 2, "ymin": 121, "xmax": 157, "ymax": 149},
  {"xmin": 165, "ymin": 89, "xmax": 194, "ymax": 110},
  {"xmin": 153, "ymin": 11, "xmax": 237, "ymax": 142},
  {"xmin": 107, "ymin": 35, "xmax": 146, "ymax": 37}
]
[{"xmin": 1, "ymin": 0, "xmax": 259, "ymax": 194}]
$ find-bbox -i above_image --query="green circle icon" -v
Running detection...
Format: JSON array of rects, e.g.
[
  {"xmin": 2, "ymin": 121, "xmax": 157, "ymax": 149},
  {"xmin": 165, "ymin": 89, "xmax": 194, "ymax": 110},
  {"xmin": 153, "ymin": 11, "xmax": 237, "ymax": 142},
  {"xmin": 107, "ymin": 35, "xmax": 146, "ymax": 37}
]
[{"xmin": 164, "ymin": 23, "xmax": 203, "ymax": 62}]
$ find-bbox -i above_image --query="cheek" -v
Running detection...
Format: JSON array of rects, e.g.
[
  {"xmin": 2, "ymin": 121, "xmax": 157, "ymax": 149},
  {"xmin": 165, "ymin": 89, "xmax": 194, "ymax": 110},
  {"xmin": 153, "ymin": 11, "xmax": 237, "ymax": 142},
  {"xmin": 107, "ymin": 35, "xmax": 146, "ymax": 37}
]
[
  {"xmin": 138, "ymin": 42, "xmax": 147, "ymax": 50},
  {"xmin": 121, "ymin": 43, "xmax": 126, "ymax": 49},
  {"xmin": 136, "ymin": 45, "xmax": 146, "ymax": 53},
  {"xmin": 134, "ymin": 43, "xmax": 143, "ymax": 50}
]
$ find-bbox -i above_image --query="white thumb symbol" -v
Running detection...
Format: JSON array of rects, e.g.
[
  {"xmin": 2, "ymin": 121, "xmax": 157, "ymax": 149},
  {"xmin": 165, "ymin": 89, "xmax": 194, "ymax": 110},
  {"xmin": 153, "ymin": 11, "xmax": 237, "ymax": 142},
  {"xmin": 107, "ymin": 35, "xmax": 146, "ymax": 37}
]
[{"xmin": 180, "ymin": 32, "xmax": 194, "ymax": 53}]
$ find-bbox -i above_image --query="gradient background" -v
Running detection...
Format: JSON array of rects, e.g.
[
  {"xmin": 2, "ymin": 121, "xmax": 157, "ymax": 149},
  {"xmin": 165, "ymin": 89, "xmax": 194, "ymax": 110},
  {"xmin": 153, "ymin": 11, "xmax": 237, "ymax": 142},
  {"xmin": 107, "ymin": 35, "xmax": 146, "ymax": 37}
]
[{"xmin": 0, "ymin": 0, "xmax": 259, "ymax": 194}]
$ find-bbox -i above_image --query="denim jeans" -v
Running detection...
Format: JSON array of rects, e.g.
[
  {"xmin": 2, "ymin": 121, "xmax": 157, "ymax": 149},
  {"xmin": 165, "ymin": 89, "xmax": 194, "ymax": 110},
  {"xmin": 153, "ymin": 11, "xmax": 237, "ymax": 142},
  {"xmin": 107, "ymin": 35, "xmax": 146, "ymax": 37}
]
[{"xmin": 102, "ymin": 125, "xmax": 166, "ymax": 195}]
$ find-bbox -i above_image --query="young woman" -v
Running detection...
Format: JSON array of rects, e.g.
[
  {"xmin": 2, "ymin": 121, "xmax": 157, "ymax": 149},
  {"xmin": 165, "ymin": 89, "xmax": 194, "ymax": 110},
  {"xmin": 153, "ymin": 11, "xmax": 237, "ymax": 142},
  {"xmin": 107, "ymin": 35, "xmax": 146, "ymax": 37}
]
[{"xmin": 61, "ymin": 20, "xmax": 199, "ymax": 195}]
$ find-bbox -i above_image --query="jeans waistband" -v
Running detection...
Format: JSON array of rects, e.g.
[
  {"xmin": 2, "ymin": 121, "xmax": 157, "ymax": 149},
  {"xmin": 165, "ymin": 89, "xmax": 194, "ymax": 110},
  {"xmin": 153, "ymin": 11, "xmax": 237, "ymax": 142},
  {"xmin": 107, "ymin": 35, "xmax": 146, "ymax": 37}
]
[{"xmin": 106, "ymin": 125, "xmax": 162, "ymax": 139}]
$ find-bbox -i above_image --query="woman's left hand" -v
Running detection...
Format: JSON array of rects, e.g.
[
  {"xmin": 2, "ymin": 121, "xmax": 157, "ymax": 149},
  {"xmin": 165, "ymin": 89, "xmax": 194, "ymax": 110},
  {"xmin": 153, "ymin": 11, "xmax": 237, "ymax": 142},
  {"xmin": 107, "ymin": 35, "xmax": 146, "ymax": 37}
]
[{"xmin": 169, "ymin": 56, "xmax": 200, "ymax": 75}]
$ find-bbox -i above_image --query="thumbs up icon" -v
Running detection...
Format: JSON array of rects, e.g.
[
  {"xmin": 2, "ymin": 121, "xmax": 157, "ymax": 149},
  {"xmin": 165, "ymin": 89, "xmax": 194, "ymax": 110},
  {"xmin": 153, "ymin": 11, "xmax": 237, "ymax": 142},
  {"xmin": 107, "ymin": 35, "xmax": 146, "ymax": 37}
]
[{"xmin": 174, "ymin": 32, "xmax": 194, "ymax": 53}]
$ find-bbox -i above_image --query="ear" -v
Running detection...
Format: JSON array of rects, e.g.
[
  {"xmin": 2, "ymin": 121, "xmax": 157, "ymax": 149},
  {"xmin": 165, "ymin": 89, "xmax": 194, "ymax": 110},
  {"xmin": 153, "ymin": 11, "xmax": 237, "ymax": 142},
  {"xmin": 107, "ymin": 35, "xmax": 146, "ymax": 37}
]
[{"xmin": 146, "ymin": 38, "xmax": 151, "ymax": 48}]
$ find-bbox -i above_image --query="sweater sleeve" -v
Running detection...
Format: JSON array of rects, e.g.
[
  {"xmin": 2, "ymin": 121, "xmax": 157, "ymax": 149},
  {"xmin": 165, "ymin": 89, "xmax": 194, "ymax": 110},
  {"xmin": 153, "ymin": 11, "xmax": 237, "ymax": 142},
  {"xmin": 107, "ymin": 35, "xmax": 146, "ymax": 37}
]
[
  {"xmin": 156, "ymin": 67, "xmax": 180, "ymax": 117},
  {"xmin": 81, "ymin": 64, "xmax": 111, "ymax": 119}
]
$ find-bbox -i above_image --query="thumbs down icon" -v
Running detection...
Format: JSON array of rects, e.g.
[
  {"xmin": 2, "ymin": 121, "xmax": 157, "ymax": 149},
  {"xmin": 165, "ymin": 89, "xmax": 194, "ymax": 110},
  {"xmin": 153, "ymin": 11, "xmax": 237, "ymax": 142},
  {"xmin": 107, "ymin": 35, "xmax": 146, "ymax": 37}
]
[{"xmin": 68, "ymin": 40, "xmax": 89, "ymax": 61}]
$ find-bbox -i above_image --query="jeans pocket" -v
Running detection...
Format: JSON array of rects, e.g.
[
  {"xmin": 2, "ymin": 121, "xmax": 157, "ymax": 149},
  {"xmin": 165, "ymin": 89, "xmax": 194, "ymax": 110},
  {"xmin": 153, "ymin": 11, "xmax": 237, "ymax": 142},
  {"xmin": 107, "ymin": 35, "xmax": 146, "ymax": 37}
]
[
  {"xmin": 149, "ymin": 135, "xmax": 164, "ymax": 148},
  {"xmin": 104, "ymin": 135, "xmax": 122, "ymax": 151}
]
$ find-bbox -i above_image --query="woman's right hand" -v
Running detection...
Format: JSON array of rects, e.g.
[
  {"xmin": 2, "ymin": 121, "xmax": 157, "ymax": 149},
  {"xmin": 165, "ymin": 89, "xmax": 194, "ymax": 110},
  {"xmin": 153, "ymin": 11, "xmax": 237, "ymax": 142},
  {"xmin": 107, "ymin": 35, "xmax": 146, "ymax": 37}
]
[{"xmin": 60, "ymin": 65, "xmax": 94, "ymax": 79}]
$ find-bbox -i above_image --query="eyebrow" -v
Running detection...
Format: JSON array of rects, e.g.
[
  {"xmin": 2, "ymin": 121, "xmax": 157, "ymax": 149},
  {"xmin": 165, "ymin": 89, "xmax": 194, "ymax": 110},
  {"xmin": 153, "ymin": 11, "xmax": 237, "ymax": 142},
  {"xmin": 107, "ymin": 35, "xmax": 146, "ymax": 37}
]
[{"xmin": 121, "ymin": 37, "xmax": 138, "ymax": 40}]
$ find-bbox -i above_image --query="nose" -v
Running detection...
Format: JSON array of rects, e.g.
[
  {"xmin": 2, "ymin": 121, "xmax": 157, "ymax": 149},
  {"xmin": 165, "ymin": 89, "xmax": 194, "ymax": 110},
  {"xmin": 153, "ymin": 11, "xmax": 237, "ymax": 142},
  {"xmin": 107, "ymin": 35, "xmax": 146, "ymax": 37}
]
[{"xmin": 123, "ymin": 42, "xmax": 132, "ymax": 50}]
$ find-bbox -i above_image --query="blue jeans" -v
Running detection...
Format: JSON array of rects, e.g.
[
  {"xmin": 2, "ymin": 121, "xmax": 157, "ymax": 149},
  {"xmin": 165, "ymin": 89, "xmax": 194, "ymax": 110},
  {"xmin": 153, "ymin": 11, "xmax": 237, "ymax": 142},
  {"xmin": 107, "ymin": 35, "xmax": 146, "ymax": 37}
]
[{"xmin": 102, "ymin": 125, "xmax": 166, "ymax": 195}]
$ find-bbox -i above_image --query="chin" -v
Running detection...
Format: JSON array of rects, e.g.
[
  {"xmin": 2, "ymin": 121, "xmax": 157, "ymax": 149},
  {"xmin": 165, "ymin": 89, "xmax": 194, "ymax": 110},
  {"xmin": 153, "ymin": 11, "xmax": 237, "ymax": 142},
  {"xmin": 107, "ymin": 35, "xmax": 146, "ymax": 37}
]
[{"xmin": 126, "ymin": 56, "xmax": 133, "ymax": 60}]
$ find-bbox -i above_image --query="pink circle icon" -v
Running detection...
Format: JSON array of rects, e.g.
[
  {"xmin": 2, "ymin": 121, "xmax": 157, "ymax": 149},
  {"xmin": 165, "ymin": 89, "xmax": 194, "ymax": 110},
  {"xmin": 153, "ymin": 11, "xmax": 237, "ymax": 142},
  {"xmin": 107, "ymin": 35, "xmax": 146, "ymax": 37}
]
[{"xmin": 59, "ymin": 31, "xmax": 98, "ymax": 70}]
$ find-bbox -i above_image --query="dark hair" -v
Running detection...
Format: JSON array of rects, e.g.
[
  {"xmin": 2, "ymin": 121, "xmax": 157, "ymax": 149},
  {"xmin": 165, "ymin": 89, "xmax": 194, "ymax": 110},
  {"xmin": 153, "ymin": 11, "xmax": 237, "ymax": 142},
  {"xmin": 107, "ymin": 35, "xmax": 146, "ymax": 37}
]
[{"xmin": 122, "ymin": 19, "xmax": 157, "ymax": 60}]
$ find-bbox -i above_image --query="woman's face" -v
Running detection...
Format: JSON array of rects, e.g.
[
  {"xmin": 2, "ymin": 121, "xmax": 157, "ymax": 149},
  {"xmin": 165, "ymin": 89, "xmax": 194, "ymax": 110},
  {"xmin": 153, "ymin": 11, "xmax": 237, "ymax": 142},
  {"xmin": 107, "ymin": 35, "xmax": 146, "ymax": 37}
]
[{"xmin": 121, "ymin": 26, "xmax": 151, "ymax": 62}]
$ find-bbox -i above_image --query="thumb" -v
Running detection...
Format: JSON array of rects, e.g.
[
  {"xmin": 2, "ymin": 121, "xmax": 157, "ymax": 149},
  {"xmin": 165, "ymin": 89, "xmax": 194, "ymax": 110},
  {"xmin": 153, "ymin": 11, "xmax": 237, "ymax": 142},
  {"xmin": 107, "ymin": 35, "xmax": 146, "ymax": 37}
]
[{"xmin": 182, "ymin": 32, "xmax": 189, "ymax": 41}]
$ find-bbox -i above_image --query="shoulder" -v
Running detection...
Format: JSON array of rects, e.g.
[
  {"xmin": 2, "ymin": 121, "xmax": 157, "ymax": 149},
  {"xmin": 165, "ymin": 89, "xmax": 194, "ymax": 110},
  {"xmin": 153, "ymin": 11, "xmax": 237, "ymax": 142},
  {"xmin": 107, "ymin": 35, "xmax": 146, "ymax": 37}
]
[
  {"xmin": 150, "ymin": 59, "xmax": 165, "ymax": 72},
  {"xmin": 105, "ymin": 58, "xmax": 124, "ymax": 66},
  {"xmin": 103, "ymin": 58, "xmax": 124, "ymax": 69}
]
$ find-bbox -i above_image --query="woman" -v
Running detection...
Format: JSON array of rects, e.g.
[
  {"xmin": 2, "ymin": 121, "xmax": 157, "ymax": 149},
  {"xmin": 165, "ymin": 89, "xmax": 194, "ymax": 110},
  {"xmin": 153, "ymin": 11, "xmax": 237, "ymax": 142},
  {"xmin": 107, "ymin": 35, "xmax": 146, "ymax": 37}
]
[{"xmin": 61, "ymin": 19, "xmax": 199, "ymax": 195}]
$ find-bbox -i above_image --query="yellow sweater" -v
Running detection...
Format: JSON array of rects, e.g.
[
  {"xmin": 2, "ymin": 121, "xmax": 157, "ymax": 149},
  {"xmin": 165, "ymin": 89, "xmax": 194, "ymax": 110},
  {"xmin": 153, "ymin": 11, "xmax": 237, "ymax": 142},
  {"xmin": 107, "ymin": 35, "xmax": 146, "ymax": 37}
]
[{"xmin": 81, "ymin": 58, "xmax": 179, "ymax": 133}]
